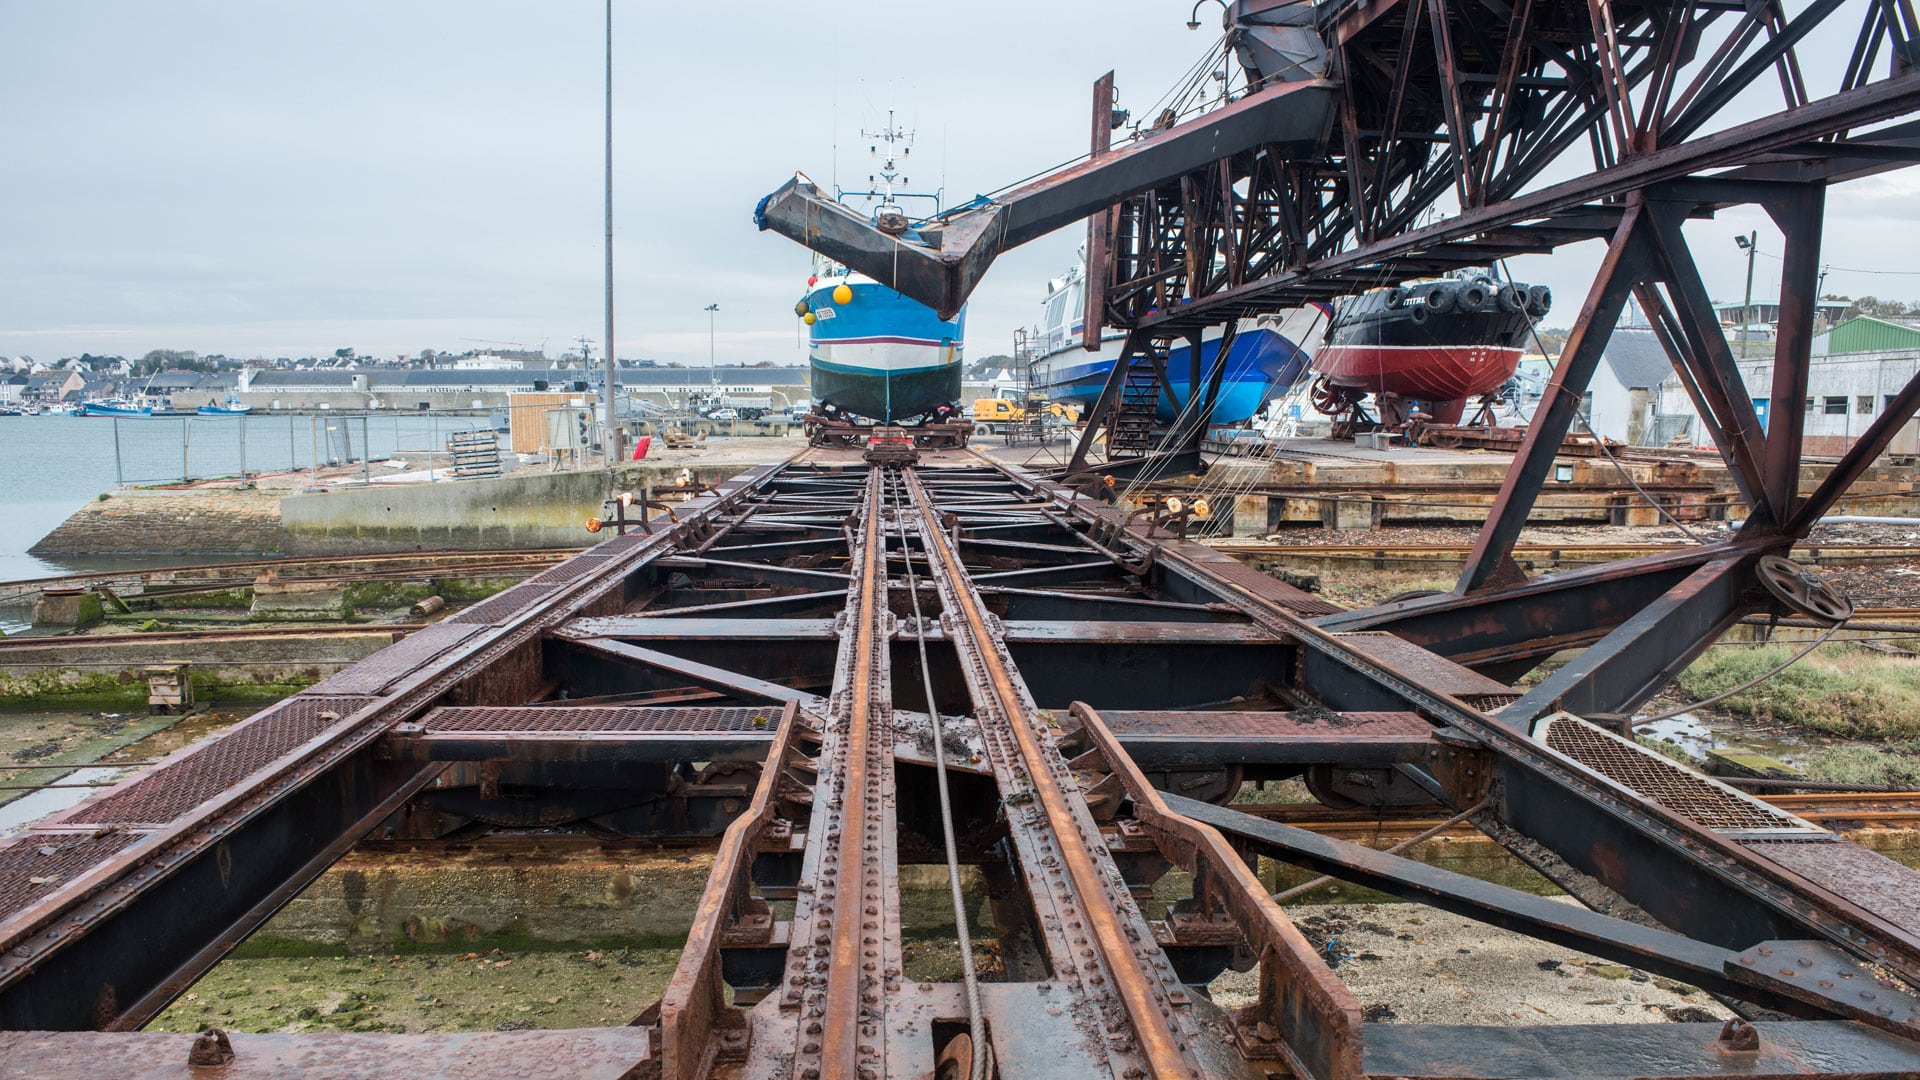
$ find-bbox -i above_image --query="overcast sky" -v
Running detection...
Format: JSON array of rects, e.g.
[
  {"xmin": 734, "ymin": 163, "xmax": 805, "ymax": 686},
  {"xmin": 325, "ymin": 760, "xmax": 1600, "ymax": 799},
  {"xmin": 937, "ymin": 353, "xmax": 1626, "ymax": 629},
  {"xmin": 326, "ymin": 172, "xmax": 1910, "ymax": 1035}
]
[{"xmin": 4, "ymin": 1, "xmax": 1919, "ymax": 366}]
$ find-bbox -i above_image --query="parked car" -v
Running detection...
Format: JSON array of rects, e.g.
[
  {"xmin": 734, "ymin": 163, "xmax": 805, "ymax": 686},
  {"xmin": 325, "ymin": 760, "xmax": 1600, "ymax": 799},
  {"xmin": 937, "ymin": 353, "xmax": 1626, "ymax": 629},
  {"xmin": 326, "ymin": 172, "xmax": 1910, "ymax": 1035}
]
[{"xmin": 706, "ymin": 408, "xmax": 739, "ymax": 421}]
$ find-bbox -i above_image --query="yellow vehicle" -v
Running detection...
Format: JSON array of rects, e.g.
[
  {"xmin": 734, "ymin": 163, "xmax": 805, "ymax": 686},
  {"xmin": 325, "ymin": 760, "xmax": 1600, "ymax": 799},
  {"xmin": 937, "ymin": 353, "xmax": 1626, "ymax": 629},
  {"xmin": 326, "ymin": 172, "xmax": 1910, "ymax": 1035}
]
[{"xmin": 970, "ymin": 396, "xmax": 1080, "ymax": 431}]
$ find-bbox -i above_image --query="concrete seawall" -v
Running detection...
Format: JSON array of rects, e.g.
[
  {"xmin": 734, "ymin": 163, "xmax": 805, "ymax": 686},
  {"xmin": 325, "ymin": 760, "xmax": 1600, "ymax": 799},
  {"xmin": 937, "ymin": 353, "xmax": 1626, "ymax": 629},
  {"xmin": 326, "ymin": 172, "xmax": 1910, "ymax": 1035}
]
[
  {"xmin": 280, "ymin": 463, "xmax": 745, "ymax": 554},
  {"xmin": 30, "ymin": 490, "xmax": 284, "ymax": 556}
]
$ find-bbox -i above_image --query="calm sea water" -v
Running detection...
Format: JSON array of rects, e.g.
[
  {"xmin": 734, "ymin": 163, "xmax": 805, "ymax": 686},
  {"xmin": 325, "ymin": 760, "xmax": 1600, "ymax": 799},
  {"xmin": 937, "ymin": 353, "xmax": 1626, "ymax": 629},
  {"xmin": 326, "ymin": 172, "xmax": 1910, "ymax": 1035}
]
[{"xmin": 0, "ymin": 412, "xmax": 489, "ymax": 588}]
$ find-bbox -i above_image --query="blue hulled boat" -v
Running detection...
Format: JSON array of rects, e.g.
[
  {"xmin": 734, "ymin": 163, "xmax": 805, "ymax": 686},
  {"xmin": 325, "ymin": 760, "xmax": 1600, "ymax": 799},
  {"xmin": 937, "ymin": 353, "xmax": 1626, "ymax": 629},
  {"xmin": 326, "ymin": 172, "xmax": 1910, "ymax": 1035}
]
[
  {"xmin": 80, "ymin": 398, "xmax": 153, "ymax": 417},
  {"xmin": 773, "ymin": 114, "xmax": 965, "ymax": 426},
  {"xmin": 1027, "ymin": 263, "xmax": 1323, "ymax": 425},
  {"xmin": 197, "ymin": 395, "xmax": 252, "ymax": 416}
]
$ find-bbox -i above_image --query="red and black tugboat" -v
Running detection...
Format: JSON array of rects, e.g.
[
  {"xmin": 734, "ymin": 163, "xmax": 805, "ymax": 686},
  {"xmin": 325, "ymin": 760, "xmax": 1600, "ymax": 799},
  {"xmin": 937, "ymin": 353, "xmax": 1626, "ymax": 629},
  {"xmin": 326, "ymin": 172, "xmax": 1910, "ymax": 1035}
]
[{"xmin": 1308, "ymin": 269, "xmax": 1551, "ymax": 436}]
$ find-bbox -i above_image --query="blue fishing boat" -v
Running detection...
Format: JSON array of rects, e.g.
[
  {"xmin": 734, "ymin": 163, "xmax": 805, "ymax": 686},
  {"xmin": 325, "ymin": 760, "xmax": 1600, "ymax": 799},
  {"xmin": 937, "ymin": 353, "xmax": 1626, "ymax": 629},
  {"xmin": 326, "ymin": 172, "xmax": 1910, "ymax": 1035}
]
[
  {"xmin": 80, "ymin": 398, "xmax": 153, "ymax": 418},
  {"xmin": 197, "ymin": 395, "xmax": 252, "ymax": 416},
  {"xmin": 1028, "ymin": 262, "xmax": 1321, "ymax": 425},
  {"xmin": 771, "ymin": 114, "xmax": 966, "ymax": 432}
]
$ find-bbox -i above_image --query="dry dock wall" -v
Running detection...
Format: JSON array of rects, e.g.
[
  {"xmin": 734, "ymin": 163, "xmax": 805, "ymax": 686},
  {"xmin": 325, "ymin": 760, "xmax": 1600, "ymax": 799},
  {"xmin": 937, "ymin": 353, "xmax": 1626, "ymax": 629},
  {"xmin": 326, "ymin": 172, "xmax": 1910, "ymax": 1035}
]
[{"xmin": 280, "ymin": 464, "xmax": 741, "ymax": 555}]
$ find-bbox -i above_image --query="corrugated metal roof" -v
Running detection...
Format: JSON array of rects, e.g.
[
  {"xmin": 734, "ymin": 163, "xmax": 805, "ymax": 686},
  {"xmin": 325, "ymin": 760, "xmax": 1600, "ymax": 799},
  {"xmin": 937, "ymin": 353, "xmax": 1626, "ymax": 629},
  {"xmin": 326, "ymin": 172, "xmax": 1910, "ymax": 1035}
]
[{"xmin": 1823, "ymin": 316, "xmax": 1920, "ymax": 354}]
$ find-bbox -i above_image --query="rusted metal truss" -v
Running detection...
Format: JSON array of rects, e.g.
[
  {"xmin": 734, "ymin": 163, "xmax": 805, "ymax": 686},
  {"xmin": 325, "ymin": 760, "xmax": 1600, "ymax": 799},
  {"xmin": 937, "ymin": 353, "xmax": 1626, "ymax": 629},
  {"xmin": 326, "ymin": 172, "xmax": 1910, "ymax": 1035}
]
[
  {"xmin": 756, "ymin": 0, "xmax": 1920, "ymax": 471},
  {"xmin": 1, "ymin": 449, "xmax": 1919, "ymax": 1077}
]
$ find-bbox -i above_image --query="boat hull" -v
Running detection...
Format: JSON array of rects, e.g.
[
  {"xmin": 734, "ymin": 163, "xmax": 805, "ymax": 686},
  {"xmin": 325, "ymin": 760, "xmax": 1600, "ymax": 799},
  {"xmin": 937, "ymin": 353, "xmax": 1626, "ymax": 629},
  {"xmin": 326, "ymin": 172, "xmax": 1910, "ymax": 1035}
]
[
  {"xmin": 1313, "ymin": 273, "xmax": 1544, "ymax": 423},
  {"xmin": 1314, "ymin": 343, "xmax": 1524, "ymax": 403},
  {"xmin": 1032, "ymin": 317, "xmax": 1315, "ymax": 425},
  {"xmin": 805, "ymin": 277, "xmax": 963, "ymax": 423},
  {"xmin": 80, "ymin": 403, "xmax": 152, "ymax": 417}
]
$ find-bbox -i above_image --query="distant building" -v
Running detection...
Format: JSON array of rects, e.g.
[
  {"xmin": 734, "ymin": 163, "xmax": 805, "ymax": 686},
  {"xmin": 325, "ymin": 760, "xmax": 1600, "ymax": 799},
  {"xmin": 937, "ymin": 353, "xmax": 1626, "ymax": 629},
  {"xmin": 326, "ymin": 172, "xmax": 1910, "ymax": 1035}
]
[
  {"xmin": 1655, "ymin": 316, "xmax": 1920, "ymax": 455},
  {"xmin": 228, "ymin": 365, "xmax": 812, "ymax": 412},
  {"xmin": 450, "ymin": 354, "xmax": 520, "ymax": 371},
  {"xmin": 1581, "ymin": 330, "xmax": 1675, "ymax": 445}
]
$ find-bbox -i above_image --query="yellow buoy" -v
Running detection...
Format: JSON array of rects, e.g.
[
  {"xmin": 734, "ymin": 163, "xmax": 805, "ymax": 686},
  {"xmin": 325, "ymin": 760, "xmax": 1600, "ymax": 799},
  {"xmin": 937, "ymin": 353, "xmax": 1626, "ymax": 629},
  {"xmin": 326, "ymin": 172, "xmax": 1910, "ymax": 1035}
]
[
  {"xmin": 803, "ymin": 312, "xmax": 817, "ymax": 325},
  {"xmin": 1192, "ymin": 497, "xmax": 1211, "ymax": 520},
  {"xmin": 832, "ymin": 283, "xmax": 853, "ymax": 305}
]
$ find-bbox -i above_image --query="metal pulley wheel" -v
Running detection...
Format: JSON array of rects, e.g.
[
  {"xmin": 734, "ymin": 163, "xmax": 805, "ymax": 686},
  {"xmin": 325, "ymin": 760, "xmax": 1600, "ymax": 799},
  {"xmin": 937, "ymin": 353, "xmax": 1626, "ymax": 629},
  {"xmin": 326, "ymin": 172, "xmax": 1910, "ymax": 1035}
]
[
  {"xmin": 1755, "ymin": 554, "xmax": 1853, "ymax": 624},
  {"xmin": 936, "ymin": 1032, "xmax": 978, "ymax": 1080}
]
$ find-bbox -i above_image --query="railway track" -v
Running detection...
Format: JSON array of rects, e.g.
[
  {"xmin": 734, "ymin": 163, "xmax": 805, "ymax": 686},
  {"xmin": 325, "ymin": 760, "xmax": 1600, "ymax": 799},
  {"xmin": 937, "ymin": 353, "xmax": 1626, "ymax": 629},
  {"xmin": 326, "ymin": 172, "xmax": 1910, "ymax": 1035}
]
[
  {"xmin": 1231, "ymin": 791, "xmax": 1920, "ymax": 840},
  {"xmin": 1, "ymin": 450, "xmax": 1918, "ymax": 1078}
]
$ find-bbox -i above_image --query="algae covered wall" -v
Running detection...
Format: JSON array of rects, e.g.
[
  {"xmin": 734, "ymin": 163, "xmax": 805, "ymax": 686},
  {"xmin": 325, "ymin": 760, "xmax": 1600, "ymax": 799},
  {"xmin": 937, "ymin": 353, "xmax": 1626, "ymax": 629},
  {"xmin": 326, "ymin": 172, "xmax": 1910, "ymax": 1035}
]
[{"xmin": 0, "ymin": 632, "xmax": 393, "ymax": 706}]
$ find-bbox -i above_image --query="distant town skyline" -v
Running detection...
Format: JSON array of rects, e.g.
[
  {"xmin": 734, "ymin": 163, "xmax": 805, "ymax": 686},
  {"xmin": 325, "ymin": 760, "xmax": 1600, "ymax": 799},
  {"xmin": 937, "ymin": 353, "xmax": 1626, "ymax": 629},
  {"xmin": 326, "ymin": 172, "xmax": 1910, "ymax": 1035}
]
[{"xmin": 5, "ymin": 3, "xmax": 1920, "ymax": 365}]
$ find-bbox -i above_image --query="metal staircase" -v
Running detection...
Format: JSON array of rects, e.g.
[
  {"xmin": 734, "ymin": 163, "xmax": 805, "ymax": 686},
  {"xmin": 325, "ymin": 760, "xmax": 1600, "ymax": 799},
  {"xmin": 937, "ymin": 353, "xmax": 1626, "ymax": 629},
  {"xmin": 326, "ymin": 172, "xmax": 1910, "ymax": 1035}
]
[{"xmin": 1108, "ymin": 346, "xmax": 1165, "ymax": 454}]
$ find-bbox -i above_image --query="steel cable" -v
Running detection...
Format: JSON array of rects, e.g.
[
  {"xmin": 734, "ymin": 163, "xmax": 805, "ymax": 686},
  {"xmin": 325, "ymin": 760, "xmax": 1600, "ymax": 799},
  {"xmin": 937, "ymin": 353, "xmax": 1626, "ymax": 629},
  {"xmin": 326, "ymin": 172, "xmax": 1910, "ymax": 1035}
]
[{"xmin": 888, "ymin": 469, "xmax": 987, "ymax": 1079}]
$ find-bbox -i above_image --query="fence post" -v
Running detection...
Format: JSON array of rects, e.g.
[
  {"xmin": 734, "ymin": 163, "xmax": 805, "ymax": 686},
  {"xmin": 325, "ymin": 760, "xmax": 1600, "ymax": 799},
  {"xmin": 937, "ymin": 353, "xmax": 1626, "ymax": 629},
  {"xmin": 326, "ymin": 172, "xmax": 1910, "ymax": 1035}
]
[
  {"xmin": 239, "ymin": 413, "xmax": 248, "ymax": 479},
  {"xmin": 363, "ymin": 416, "xmax": 371, "ymax": 485},
  {"xmin": 182, "ymin": 417, "xmax": 191, "ymax": 484},
  {"xmin": 310, "ymin": 416, "xmax": 319, "ymax": 487},
  {"xmin": 113, "ymin": 418, "xmax": 123, "ymax": 487},
  {"xmin": 289, "ymin": 415, "xmax": 296, "ymax": 474}
]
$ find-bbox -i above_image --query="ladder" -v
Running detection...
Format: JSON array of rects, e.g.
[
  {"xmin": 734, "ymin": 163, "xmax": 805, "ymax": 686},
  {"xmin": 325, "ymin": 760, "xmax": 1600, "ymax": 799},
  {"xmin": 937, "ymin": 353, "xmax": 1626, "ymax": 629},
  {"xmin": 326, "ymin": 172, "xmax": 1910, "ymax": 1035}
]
[{"xmin": 1107, "ymin": 347, "xmax": 1165, "ymax": 454}]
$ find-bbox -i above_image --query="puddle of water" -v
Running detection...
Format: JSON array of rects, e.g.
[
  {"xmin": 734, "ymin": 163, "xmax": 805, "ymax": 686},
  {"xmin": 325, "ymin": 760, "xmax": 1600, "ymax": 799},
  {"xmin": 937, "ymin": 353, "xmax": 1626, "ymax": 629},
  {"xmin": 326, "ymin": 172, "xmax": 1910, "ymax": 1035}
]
[
  {"xmin": 0, "ymin": 766, "xmax": 132, "ymax": 834},
  {"xmin": 1636, "ymin": 710, "xmax": 1811, "ymax": 768}
]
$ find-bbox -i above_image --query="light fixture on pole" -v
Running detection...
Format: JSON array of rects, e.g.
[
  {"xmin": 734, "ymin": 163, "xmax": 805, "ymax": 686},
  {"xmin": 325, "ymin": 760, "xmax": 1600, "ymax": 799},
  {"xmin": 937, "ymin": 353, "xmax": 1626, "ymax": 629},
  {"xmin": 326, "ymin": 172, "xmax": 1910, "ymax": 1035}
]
[{"xmin": 1187, "ymin": 0, "xmax": 1227, "ymax": 29}]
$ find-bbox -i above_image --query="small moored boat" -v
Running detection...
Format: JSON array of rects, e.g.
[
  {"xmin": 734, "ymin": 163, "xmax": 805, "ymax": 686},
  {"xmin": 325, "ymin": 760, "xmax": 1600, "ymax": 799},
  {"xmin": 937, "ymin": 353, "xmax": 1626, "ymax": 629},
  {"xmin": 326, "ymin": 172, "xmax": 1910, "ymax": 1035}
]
[{"xmin": 80, "ymin": 398, "xmax": 153, "ymax": 417}]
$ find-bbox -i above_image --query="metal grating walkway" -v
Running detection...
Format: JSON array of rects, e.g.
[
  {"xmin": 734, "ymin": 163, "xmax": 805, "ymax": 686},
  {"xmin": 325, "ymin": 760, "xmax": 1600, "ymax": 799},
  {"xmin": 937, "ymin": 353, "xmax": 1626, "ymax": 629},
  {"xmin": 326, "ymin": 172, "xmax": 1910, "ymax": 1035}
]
[
  {"xmin": 448, "ymin": 583, "xmax": 559, "ymax": 626},
  {"xmin": 1541, "ymin": 714, "xmax": 1818, "ymax": 834},
  {"xmin": 421, "ymin": 705, "xmax": 785, "ymax": 733},
  {"xmin": 65, "ymin": 696, "xmax": 375, "ymax": 826},
  {"xmin": 0, "ymin": 832, "xmax": 144, "ymax": 918}
]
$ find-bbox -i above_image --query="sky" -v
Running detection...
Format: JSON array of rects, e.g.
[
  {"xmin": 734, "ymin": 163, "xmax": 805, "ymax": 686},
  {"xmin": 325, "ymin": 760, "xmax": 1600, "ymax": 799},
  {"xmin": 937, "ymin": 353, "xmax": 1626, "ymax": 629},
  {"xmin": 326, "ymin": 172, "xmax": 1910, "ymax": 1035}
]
[{"xmin": 3, "ymin": 1, "xmax": 1919, "ymax": 366}]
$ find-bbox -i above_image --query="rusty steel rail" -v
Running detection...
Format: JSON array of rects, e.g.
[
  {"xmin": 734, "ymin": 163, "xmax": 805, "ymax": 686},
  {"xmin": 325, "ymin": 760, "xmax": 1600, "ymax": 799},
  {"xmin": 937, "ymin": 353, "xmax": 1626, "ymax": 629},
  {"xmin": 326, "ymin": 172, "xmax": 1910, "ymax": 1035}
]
[{"xmin": 904, "ymin": 467, "xmax": 1199, "ymax": 1077}]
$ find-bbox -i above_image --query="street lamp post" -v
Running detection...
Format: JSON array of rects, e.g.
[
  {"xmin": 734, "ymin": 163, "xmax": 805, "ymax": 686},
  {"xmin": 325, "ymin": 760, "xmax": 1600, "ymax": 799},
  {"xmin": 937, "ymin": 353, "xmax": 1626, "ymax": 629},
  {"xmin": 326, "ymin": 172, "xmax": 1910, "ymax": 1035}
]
[
  {"xmin": 602, "ymin": 0, "xmax": 621, "ymax": 469},
  {"xmin": 1735, "ymin": 231, "xmax": 1758, "ymax": 357},
  {"xmin": 705, "ymin": 303, "xmax": 719, "ymax": 413}
]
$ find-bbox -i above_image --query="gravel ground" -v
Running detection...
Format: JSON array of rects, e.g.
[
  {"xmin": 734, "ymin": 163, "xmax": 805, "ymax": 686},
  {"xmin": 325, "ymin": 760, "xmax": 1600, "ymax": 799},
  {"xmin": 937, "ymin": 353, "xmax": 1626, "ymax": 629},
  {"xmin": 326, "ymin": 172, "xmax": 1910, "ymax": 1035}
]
[
  {"xmin": 1211, "ymin": 900, "xmax": 1733, "ymax": 1026},
  {"xmin": 155, "ymin": 899, "xmax": 1734, "ymax": 1035}
]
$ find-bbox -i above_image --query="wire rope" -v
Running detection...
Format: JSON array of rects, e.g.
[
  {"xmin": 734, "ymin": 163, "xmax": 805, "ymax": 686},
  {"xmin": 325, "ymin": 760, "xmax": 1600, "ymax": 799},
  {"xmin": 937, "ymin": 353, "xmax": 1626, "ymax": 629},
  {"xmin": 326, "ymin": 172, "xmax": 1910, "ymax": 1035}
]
[{"xmin": 888, "ymin": 469, "xmax": 986, "ymax": 1079}]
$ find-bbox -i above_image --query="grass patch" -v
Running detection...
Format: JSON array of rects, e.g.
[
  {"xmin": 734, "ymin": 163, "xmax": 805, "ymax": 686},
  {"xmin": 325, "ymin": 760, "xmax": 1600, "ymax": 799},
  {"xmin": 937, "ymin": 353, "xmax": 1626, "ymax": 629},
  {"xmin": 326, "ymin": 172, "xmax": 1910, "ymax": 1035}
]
[
  {"xmin": 1804, "ymin": 743, "xmax": 1920, "ymax": 788},
  {"xmin": 1636, "ymin": 735, "xmax": 1698, "ymax": 766},
  {"xmin": 1674, "ymin": 643, "xmax": 1920, "ymax": 739}
]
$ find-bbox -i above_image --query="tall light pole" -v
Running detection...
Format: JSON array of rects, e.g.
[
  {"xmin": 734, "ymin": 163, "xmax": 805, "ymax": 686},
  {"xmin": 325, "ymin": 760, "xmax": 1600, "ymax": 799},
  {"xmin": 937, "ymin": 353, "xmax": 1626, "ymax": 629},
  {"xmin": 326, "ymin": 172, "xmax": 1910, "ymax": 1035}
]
[
  {"xmin": 1735, "ymin": 231, "xmax": 1758, "ymax": 357},
  {"xmin": 602, "ymin": 0, "xmax": 621, "ymax": 469},
  {"xmin": 705, "ymin": 303, "xmax": 719, "ymax": 411}
]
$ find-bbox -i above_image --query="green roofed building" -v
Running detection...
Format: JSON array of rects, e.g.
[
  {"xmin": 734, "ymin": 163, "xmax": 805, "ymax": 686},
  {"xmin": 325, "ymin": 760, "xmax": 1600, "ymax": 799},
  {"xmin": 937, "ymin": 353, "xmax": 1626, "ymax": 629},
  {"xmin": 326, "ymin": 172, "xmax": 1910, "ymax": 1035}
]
[{"xmin": 1815, "ymin": 315, "xmax": 1920, "ymax": 356}]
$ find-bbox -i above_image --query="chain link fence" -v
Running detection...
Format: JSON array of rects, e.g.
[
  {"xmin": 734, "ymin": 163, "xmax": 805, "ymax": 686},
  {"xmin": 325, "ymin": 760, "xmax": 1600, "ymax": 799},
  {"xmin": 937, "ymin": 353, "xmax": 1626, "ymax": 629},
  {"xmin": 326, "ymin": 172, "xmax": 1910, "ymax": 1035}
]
[{"xmin": 108, "ymin": 413, "xmax": 492, "ymax": 485}]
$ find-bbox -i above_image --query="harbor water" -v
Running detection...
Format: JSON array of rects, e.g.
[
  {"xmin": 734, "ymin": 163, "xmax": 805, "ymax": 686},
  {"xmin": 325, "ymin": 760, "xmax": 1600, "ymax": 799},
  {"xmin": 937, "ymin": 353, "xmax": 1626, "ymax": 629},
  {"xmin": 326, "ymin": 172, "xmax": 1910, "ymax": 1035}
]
[{"xmin": 0, "ymin": 412, "xmax": 490, "ymax": 586}]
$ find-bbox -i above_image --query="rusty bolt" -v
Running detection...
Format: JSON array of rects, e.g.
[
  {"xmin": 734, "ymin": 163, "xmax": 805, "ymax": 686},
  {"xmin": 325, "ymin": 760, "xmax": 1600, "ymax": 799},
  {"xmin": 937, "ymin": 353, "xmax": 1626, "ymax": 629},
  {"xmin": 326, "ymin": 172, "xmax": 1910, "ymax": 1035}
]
[
  {"xmin": 1716, "ymin": 1018, "xmax": 1760, "ymax": 1054},
  {"xmin": 188, "ymin": 1028, "xmax": 235, "ymax": 1067}
]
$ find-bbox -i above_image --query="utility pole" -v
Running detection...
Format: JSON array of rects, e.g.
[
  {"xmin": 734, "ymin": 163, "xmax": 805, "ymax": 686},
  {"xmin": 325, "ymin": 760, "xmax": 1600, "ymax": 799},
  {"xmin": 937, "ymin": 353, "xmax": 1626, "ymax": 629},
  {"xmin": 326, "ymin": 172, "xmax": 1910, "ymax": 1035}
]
[
  {"xmin": 1735, "ymin": 231, "xmax": 1758, "ymax": 357},
  {"xmin": 602, "ymin": 0, "xmax": 621, "ymax": 470}
]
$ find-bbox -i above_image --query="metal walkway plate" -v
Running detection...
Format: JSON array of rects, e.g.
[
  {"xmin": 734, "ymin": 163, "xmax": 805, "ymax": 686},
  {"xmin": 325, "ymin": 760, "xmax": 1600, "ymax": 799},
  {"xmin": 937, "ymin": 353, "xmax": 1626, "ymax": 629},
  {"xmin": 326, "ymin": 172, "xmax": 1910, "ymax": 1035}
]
[
  {"xmin": 1093, "ymin": 709, "xmax": 1434, "ymax": 766},
  {"xmin": 64, "ymin": 696, "xmax": 377, "ymax": 827},
  {"xmin": 1540, "ymin": 714, "xmax": 1819, "ymax": 834},
  {"xmin": 1337, "ymin": 632, "xmax": 1521, "ymax": 711}
]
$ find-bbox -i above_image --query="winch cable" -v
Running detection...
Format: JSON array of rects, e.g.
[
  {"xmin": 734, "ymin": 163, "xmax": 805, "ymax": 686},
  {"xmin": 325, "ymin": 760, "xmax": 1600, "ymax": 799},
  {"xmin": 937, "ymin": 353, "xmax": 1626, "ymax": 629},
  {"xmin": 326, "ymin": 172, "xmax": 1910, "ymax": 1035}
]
[
  {"xmin": 1495, "ymin": 259, "xmax": 1706, "ymax": 543},
  {"xmin": 888, "ymin": 468, "xmax": 987, "ymax": 1079},
  {"xmin": 1633, "ymin": 614, "xmax": 1850, "ymax": 727}
]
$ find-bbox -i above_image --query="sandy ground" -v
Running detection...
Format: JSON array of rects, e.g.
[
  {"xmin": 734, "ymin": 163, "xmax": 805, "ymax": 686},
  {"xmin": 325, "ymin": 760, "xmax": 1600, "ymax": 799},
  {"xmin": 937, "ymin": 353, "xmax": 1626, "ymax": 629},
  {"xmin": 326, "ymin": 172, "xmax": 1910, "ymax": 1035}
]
[{"xmin": 1212, "ymin": 900, "xmax": 1731, "ymax": 1026}]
